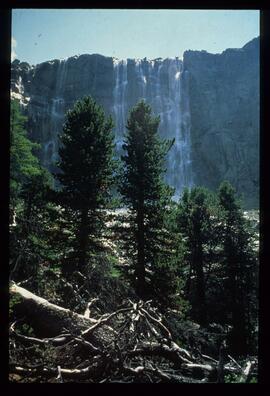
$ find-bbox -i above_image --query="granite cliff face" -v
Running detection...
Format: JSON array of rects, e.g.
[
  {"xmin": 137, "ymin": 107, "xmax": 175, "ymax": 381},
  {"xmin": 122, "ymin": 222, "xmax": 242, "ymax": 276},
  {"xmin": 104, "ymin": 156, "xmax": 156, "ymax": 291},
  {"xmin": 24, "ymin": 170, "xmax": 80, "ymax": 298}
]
[
  {"xmin": 11, "ymin": 37, "xmax": 259, "ymax": 207},
  {"xmin": 183, "ymin": 37, "xmax": 259, "ymax": 208},
  {"xmin": 11, "ymin": 55, "xmax": 115, "ymax": 175}
]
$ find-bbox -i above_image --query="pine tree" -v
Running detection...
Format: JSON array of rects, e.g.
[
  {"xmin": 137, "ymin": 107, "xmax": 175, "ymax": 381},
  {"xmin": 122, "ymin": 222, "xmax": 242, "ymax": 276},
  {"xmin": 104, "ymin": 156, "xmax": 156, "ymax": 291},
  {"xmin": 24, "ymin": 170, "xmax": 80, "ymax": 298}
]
[
  {"xmin": 119, "ymin": 100, "xmax": 177, "ymax": 301},
  {"xmin": 55, "ymin": 96, "xmax": 115, "ymax": 273},
  {"xmin": 21, "ymin": 169, "xmax": 52, "ymax": 223},
  {"xmin": 218, "ymin": 181, "xmax": 258, "ymax": 355},
  {"xmin": 10, "ymin": 99, "xmax": 54, "ymax": 280},
  {"xmin": 176, "ymin": 187, "xmax": 216, "ymax": 325},
  {"xmin": 10, "ymin": 99, "xmax": 41, "ymax": 222}
]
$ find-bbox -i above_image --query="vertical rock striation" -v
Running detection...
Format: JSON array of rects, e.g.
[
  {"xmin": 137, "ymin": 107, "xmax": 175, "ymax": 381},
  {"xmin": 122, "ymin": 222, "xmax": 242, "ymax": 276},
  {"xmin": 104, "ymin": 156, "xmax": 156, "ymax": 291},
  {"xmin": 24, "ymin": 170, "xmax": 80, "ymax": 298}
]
[
  {"xmin": 10, "ymin": 37, "xmax": 259, "ymax": 207},
  {"xmin": 183, "ymin": 37, "xmax": 259, "ymax": 207}
]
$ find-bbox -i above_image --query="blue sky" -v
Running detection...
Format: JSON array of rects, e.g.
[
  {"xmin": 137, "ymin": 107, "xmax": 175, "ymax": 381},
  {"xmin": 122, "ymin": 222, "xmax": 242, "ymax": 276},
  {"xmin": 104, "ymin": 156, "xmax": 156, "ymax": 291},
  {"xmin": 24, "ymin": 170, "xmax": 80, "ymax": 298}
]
[{"xmin": 12, "ymin": 9, "xmax": 259, "ymax": 65}]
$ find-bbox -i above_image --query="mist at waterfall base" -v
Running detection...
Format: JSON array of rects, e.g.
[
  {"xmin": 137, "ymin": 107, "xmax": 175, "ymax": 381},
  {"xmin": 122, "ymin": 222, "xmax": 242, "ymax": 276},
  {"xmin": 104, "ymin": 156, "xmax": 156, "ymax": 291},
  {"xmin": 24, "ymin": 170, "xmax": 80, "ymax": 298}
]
[{"xmin": 40, "ymin": 57, "xmax": 194, "ymax": 201}]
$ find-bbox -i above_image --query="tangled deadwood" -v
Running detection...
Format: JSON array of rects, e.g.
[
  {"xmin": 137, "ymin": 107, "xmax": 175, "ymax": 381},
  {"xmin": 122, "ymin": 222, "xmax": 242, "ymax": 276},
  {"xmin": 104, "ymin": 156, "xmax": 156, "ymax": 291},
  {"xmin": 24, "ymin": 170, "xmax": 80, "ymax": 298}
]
[{"xmin": 9, "ymin": 283, "xmax": 257, "ymax": 383}]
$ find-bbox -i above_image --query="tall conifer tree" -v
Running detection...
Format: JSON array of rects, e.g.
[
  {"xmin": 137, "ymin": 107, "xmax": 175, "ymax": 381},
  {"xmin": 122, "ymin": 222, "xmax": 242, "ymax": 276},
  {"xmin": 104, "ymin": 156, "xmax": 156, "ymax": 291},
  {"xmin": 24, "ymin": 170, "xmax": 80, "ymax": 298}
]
[
  {"xmin": 218, "ymin": 181, "xmax": 258, "ymax": 355},
  {"xmin": 176, "ymin": 187, "xmax": 216, "ymax": 325},
  {"xmin": 55, "ymin": 96, "xmax": 115, "ymax": 272},
  {"xmin": 10, "ymin": 99, "xmax": 53, "ymax": 280},
  {"xmin": 119, "ymin": 100, "xmax": 177, "ymax": 300},
  {"xmin": 10, "ymin": 99, "xmax": 41, "ymax": 219}
]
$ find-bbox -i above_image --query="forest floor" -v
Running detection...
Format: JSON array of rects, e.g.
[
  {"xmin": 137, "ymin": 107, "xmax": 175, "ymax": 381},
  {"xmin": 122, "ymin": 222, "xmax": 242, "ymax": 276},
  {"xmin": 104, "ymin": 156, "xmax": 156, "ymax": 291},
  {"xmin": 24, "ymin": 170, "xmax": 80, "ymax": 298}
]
[{"xmin": 9, "ymin": 261, "xmax": 258, "ymax": 383}]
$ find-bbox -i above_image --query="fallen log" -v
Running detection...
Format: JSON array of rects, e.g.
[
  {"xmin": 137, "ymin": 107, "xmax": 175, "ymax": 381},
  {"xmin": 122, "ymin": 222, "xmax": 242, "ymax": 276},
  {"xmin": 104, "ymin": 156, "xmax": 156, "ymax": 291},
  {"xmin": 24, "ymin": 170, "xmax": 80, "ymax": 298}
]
[
  {"xmin": 10, "ymin": 282, "xmax": 97, "ymax": 337},
  {"xmin": 122, "ymin": 364, "xmax": 202, "ymax": 383},
  {"xmin": 81, "ymin": 307, "xmax": 132, "ymax": 338},
  {"xmin": 217, "ymin": 341, "xmax": 225, "ymax": 383},
  {"xmin": 10, "ymin": 283, "xmax": 253, "ymax": 384},
  {"xmin": 128, "ymin": 342, "xmax": 193, "ymax": 366},
  {"xmin": 10, "ymin": 325, "xmax": 73, "ymax": 347},
  {"xmin": 182, "ymin": 363, "xmax": 215, "ymax": 372},
  {"xmin": 9, "ymin": 363, "xmax": 101, "ymax": 381},
  {"xmin": 239, "ymin": 360, "xmax": 254, "ymax": 383}
]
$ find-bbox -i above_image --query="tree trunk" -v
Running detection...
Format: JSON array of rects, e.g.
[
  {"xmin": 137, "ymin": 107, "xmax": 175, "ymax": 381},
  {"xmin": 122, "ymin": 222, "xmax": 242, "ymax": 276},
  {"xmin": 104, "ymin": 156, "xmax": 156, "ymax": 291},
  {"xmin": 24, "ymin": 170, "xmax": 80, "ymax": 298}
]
[
  {"xmin": 230, "ymin": 295, "xmax": 248, "ymax": 355},
  {"xmin": 78, "ymin": 207, "xmax": 88, "ymax": 272},
  {"xmin": 194, "ymin": 242, "xmax": 207, "ymax": 325},
  {"xmin": 24, "ymin": 194, "xmax": 33, "ymax": 223},
  {"xmin": 226, "ymin": 238, "xmax": 248, "ymax": 355},
  {"xmin": 10, "ymin": 282, "xmax": 96, "ymax": 337},
  {"xmin": 185, "ymin": 263, "xmax": 192, "ymax": 299},
  {"xmin": 136, "ymin": 201, "xmax": 146, "ymax": 297}
]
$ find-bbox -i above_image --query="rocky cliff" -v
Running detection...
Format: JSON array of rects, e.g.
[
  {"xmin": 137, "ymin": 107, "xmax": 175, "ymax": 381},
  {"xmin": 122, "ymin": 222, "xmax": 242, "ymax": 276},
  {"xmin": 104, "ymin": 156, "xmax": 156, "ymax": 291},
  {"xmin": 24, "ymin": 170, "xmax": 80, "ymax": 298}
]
[
  {"xmin": 183, "ymin": 37, "xmax": 259, "ymax": 208},
  {"xmin": 11, "ymin": 37, "xmax": 259, "ymax": 207}
]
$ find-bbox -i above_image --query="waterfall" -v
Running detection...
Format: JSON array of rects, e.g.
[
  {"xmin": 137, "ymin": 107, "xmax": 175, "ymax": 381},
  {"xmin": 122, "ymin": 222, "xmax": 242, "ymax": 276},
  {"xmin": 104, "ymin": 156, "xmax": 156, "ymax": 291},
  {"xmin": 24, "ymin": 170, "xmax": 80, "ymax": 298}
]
[
  {"xmin": 28, "ymin": 54, "xmax": 193, "ymax": 196},
  {"xmin": 179, "ymin": 69, "xmax": 193, "ymax": 193},
  {"xmin": 112, "ymin": 57, "xmax": 193, "ymax": 197},
  {"xmin": 43, "ymin": 60, "xmax": 67, "ymax": 169},
  {"xmin": 166, "ymin": 59, "xmax": 193, "ymax": 198},
  {"xmin": 135, "ymin": 59, "xmax": 147, "ymax": 99},
  {"xmin": 113, "ymin": 59, "xmax": 128, "ymax": 154}
]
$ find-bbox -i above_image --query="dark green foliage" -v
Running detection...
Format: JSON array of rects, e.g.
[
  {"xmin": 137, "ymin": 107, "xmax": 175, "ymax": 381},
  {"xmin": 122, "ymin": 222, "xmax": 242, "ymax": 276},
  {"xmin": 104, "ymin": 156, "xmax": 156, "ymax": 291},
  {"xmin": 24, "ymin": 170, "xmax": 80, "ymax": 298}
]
[
  {"xmin": 118, "ymin": 100, "xmax": 179, "ymax": 305},
  {"xmin": 54, "ymin": 96, "xmax": 116, "ymax": 272},
  {"xmin": 176, "ymin": 187, "xmax": 218, "ymax": 325},
  {"xmin": 10, "ymin": 99, "xmax": 41, "ymax": 220},
  {"xmin": 10, "ymin": 100, "xmax": 55, "ymax": 280},
  {"xmin": 10, "ymin": 170, "xmax": 55, "ymax": 281},
  {"xmin": 9, "ymin": 96, "xmax": 258, "ymax": 374},
  {"xmin": 217, "ymin": 181, "xmax": 258, "ymax": 355},
  {"xmin": 174, "ymin": 182, "xmax": 258, "ymax": 356},
  {"xmin": 20, "ymin": 168, "xmax": 53, "ymax": 222}
]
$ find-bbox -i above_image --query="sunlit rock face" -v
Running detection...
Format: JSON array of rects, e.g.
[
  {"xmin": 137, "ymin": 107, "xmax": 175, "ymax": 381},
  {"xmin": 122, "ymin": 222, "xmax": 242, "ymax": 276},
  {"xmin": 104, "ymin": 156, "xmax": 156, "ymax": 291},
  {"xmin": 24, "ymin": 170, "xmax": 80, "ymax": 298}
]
[
  {"xmin": 10, "ymin": 37, "xmax": 259, "ymax": 207},
  {"xmin": 11, "ymin": 54, "xmax": 114, "ymax": 175},
  {"xmin": 183, "ymin": 37, "xmax": 259, "ymax": 208}
]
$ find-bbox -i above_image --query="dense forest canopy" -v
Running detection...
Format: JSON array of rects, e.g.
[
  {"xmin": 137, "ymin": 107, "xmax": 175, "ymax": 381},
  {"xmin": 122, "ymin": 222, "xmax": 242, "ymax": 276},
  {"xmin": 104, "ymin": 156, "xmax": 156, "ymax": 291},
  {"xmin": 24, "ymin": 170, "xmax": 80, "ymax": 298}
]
[{"xmin": 9, "ymin": 97, "xmax": 259, "ymax": 383}]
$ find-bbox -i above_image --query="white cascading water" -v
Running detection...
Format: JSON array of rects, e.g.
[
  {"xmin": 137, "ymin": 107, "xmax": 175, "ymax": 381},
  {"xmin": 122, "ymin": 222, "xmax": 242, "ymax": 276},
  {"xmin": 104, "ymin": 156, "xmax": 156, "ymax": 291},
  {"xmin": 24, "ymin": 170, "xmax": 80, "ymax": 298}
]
[
  {"xmin": 43, "ymin": 60, "xmax": 67, "ymax": 168},
  {"xmin": 178, "ymin": 69, "xmax": 193, "ymax": 193},
  {"xmin": 39, "ymin": 55, "xmax": 193, "ymax": 196},
  {"xmin": 135, "ymin": 59, "xmax": 147, "ymax": 98},
  {"xmin": 112, "ymin": 57, "xmax": 193, "ymax": 197},
  {"xmin": 113, "ymin": 59, "xmax": 128, "ymax": 154},
  {"xmin": 166, "ymin": 59, "xmax": 194, "ymax": 197}
]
